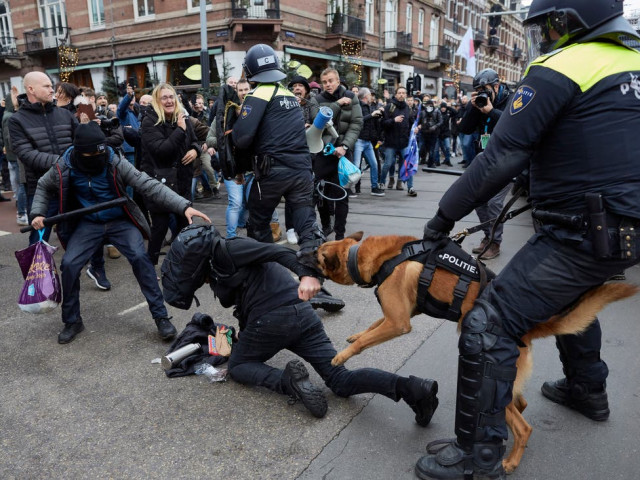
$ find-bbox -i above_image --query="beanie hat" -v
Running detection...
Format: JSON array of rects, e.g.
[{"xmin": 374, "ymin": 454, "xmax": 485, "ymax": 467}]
[
  {"xmin": 440, "ymin": 102, "xmax": 448, "ymax": 108},
  {"xmin": 309, "ymin": 81, "xmax": 321, "ymax": 90},
  {"xmin": 287, "ymin": 75, "xmax": 310, "ymax": 93},
  {"xmin": 74, "ymin": 122, "xmax": 107, "ymax": 154}
]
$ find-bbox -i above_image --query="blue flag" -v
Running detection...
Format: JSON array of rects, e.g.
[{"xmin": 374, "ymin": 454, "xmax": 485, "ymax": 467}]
[{"xmin": 400, "ymin": 103, "xmax": 421, "ymax": 181}]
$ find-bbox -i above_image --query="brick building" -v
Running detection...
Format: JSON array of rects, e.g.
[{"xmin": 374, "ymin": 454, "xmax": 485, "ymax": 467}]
[{"xmin": 0, "ymin": 0, "xmax": 525, "ymax": 99}]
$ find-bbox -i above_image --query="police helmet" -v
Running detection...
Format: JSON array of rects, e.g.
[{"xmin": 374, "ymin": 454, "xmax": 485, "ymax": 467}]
[
  {"xmin": 472, "ymin": 69, "xmax": 500, "ymax": 89},
  {"xmin": 523, "ymin": 0, "xmax": 629, "ymax": 60},
  {"xmin": 242, "ymin": 44, "xmax": 286, "ymax": 83}
]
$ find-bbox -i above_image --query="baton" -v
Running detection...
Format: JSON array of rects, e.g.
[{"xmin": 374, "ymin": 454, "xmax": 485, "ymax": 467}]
[
  {"xmin": 421, "ymin": 167, "xmax": 465, "ymax": 176},
  {"xmin": 20, "ymin": 197, "xmax": 128, "ymax": 233}
]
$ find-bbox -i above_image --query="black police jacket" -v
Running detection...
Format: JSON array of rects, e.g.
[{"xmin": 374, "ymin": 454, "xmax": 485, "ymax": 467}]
[
  {"xmin": 232, "ymin": 83, "xmax": 311, "ymax": 170},
  {"xmin": 438, "ymin": 41, "xmax": 640, "ymax": 223}
]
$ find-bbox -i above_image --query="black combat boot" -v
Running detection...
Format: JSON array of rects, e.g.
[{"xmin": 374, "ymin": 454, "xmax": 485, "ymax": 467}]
[
  {"xmin": 416, "ymin": 440, "xmax": 506, "ymax": 480},
  {"xmin": 397, "ymin": 376, "xmax": 439, "ymax": 427},
  {"xmin": 309, "ymin": 287, "xmax": 345, "ymax": 312},
  {"xmin": 541, "ymin": 378, "xmax": 609, "ymax": 421},
  {"xmin": 281, "ymin": 359, "xmax": 328, "ymax": 418}
]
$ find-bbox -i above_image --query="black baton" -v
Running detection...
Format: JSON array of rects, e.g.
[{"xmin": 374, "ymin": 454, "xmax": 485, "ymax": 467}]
[{"xmin": 20, "ymin": 197, "xmax": 128, "ymax": 233}]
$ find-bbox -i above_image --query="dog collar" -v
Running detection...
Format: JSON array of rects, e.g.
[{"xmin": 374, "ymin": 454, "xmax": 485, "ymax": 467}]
[{"xmin": 347, "ymin": 244, "xmax": 375, "ymax": 288}]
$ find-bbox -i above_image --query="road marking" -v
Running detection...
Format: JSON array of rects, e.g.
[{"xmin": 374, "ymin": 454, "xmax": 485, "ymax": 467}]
[
  {"xmin": 0, "ymin": 231, "xmax": 11, "ymax": 237},
  {"xmin": 118, "ymin": 302, "xmax": 147, "ymax": 316}
]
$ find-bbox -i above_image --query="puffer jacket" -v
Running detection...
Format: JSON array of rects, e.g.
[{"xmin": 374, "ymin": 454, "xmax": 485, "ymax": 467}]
[
  {"xmin": 8, "ymin": 94, "xmax": 78, "ymax": 195},
  {"xmin": 314, "ymin": 86, "xmax": 363, "ymax": 150},
  {"xmin": 140, "ymin": 107, "xmax": 200, "ymax": 203},
  {"xmin": 31, "ymin": 146, "xmax": 191, "ymax": 248}
]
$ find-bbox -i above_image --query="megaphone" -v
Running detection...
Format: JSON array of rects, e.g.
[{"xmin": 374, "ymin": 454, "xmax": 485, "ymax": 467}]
[{"xmin": 306, "ymin": 106, "xmax": 339, "ymax": 154}]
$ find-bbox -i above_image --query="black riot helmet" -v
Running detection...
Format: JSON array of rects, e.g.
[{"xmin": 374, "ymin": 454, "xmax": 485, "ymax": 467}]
[
  {"xmin": 242, "ymin": 44, "xmax": 286, "ymax": 83},
  {"xmin": 523, "ymin": 0, "xmax": 636, "ymax": 60},
  {"xmin": 472, "ymin": 69, "xmax": 500, "ymax": 89}
]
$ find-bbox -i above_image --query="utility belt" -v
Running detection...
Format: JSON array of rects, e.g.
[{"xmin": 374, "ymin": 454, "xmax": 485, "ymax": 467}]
[
  {"xmin": 253, "ymin": 154, "xmax": 282, "ymax": 180},
  {"xmin": 532, "ymin": 193, "xmax": 639, "ymax": 259}
]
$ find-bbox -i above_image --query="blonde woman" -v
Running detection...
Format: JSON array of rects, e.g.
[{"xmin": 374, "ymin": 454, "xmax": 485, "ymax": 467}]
[{"xmin": 141, "ymin": 83, "xmax": 201, "ymax": 264}]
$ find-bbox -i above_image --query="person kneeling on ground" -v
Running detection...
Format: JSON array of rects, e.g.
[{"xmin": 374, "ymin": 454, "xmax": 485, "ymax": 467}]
[
  {"xmin": 30, "ymin": 122, "xmax": 211, "ymax": 344},
  {"xmin": 163, "ymin": 225, "xmax": 439, "ymax": 421}
]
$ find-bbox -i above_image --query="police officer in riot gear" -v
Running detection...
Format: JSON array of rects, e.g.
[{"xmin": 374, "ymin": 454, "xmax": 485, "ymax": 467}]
[
  {"xmin": 232, "ymin": 44, "xmax": 345, "ymax": 312},
  {"xmin": 416, "ymin": 1, "xmax": 640, "ymax": 478}
]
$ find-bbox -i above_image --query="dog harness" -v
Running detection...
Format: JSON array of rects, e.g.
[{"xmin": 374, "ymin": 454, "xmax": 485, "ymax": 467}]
[{"xmin": 347, "ymin": 238, "xmax": 494, "ymax": 322}]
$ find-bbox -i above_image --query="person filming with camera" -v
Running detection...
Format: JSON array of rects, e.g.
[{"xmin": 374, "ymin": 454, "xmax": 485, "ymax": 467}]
[{"xmin": 457, "ymin": 68, "xmax": 513, "ymax": 260}]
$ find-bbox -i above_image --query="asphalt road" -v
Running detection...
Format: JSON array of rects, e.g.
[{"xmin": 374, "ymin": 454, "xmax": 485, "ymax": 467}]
[{"xmin": 1, "ymin": 164, "xmax": 638, "ymax": 480}]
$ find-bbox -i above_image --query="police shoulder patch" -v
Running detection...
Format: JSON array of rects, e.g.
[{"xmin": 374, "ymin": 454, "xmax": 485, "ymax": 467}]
[
  {"xmin": 240, "ymin": 104, "xmax": 252, "ymax": 119},
  {"xmin": 510, "ymin": 85, "xmax": 536, "ymax": 115}
]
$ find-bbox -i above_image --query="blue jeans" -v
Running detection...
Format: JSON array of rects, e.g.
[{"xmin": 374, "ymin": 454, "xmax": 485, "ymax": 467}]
[
  {"xmin": 353, "ymin": 139, "xmax": 379, "ymax": 188},
  {"xmin": 381, "ymin": 146, "xmax": 413, "ymax": 189},
  {"xmin": 60, "ymin": 218, "xmax": 168, "ymax": 324},
  {"xmin": 8, "ymin": 162, "xmax": 27, "ymax": 215},
  {"xmin": 26, "ymin": 193, "xmax": 58, "ymax": 245},
  {"xmin": 460, "ymin": 133, "xmax": 478, "ymax": 165},
  {"xmin": 224, "ymin": 174, "xmax": 252, "ymax": 238},
  {"xmin": 228, "ymin": 302, "xmax": 399, "ymax": 399},
  {"xmin": 432, "ymin": 136, "xmax": 451, "ymax": 165}
]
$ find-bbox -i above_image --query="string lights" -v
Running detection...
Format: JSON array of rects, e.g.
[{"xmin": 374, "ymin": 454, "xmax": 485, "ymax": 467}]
[
  {"xmin": 340, "ymin": 38, "xmax": 363, "ymax": 84},
  {"xmin": 58, "ymin": 44, "xmax": 79, "ymax": 82}
]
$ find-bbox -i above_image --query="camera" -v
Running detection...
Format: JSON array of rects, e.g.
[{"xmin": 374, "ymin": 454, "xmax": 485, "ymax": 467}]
[
  {"xmin": 97, "ymin": 115, "xmax": 120, "ymax": 130},
  {"xmin": 475, "ymin": 92, "xmax": 490, "ymax": 108}
]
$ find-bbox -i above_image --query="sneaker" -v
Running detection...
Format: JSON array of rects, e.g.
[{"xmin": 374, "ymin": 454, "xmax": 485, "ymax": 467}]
[
  {"xmin": 478, "ymin": 242, "xmax": 500, "ymax": 260},
  {"xmin": 407, "ymin": 188, "xmax": 417, "ymax": 197},
  {"xmin": 371, "ymin": 188, "xmax": 385, "ymax": 196},
  {"xmin": 86, "ymin": 266, "xmax": 111, "ymax": 290},
  {"xmin": 348, "ymin": 192, "xmax": 358, "ymax": 198},
  {"xmin": 16, "ymin": 214, "xmax": 29, "ymax": 226},
  {"xmin": 395, "ymin": 180, "xmax": 404, "ymax": 191},
  {"xmin": 106, "ymin": 245, "xmax": 121, "ymax": 259},
  {"xmin": 471, "ymin": 237, "xmax": 490, "ymax": 254},
  {"xmin": 282, "ymin": 359, "xmax": 328, "ymax": 418},
  {"xmin": 286, "ymin": 228, "xmax": 298, "ymax": 245},
  {"xmin": 377, "ymin": 183, "xmax": 386, "ymax": 191},
  {"xmin": 541, "ymin": 378, "xmax": 609, "ymax": 421},
  {"xmin": 58, "ymin": 321, "xmax": 85, "ymax": 344},
  {"xmin": 154, "ymin": 317, "xmax": 177, "ymax": 340},
  {"xmin": 309, "ymin": 287, "xmax": 345, "ymax": 312}
]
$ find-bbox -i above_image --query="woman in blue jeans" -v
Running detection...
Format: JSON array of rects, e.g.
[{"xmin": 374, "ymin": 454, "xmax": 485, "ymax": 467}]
[{"xmin": 224, "ymin": 173, "xmax": 252, "ymax": 238}]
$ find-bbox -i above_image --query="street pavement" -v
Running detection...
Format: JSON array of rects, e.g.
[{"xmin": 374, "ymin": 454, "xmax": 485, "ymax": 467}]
[{"xmin": 1, "ymin": 162, "xmax": 639, "ymax": 480}]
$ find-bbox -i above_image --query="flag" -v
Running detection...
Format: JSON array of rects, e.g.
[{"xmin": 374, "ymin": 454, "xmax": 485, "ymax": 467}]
[
  {"xmin": 456, "ymin": 27, "xmax": 476, "ymax": 77},
  {"xmin": 400, "ymin": 104, "xmax": 421, "ymax": 182}
]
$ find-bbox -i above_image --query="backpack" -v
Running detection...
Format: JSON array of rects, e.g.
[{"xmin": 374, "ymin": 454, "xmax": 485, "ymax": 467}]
[{"xmin": 161, "ymin": 224, "xmax": 223, "ymax": 310}]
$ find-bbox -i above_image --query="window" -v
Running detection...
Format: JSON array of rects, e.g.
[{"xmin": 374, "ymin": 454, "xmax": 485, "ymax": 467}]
[
  {"xmin": 365, "ymin": 0, "xmax": 374, "ymax": 34},
  {"xmin": 418, "ymin": 8, "xmax": 424, "ymax": 45},
  {"xmin": 0, "ymin": 1, "xmax": 15, "ymax": 51},
  {"xmin": 134, "ymin": 0, "xmax": 155, "ymax": 20},
  {"xmin": 88, "ymin": 0, "xmax": 105, "ymax": 28},
  {"xmin": 430, "ymin": 14, "xmax": 439, "ymax": 46},
  {"xmin": 187, "ymin": 0, "xmax": 212, "ymax": 13},
  {"xmin": 406, "ymin": 4, "xmax": 412, "ymax": 34}
]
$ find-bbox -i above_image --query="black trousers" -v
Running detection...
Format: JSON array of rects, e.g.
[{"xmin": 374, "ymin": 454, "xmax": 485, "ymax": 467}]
[{"xmin": 228, "ymin": 302, "xmax": 398, "ymax": 399}]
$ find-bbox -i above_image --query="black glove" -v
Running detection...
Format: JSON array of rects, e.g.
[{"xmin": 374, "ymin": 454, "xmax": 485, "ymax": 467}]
[{"xmin": 423, "ymin": 209, "xmax": 455, "ymax": 241}]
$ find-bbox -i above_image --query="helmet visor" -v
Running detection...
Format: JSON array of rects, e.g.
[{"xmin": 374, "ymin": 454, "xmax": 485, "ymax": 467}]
[{"xmin": 525, "ymin": 10, "xmax": 588, "ymax": 61}]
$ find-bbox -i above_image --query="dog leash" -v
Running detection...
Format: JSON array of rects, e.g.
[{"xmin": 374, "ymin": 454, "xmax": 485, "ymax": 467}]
[{"xmin": 451, "ymin": 187, "xmax": 531, "ymax": 256}]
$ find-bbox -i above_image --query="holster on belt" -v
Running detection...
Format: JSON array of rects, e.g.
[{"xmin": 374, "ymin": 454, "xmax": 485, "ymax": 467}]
[
  {"xmin": 585, "ymin": 193, "xmax": 611, "ymax": 258},
  {"xmin": 253, "ymin": 154, "xmax": 272, "ymax": 181},
  {"xmin": 619, "ymin": 219, "xmax": 639, "ymax": 261}
]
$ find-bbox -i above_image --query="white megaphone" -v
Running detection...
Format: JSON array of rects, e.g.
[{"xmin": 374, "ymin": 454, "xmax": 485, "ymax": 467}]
[{"xmin": 306, "ymin": 106, "xmax": 339, "ymax": 154}]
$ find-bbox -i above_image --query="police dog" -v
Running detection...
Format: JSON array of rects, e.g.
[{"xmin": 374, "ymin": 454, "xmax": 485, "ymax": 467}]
[{"xmin": 312, "ymin": 231, "xmax": 637, "ymax": 473}]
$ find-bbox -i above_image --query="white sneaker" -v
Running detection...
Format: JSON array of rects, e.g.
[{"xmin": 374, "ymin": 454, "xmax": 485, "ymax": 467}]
[
  {"xmin": 286, "ymin": 228, "xmax": 298, "ymax": 245},
  {"xmin": 16, "ymin": 214, "xmax": 28, "ymax": 226}
]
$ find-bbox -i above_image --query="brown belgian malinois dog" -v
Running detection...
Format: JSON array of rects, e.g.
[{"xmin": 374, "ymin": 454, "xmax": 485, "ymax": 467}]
[{"xmin": 311, "ymin": 231, "xmax": 637, "ymax": 473}]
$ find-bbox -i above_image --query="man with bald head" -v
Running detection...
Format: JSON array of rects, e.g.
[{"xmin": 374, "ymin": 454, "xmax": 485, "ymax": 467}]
[{"xmin": 9, "ymin": 71, "xmax": 78, "ymax": 245}]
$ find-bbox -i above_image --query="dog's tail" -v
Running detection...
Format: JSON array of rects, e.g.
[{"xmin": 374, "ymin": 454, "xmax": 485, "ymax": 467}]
[{"xmin": 524, "ymin": 283, "xmax": 638, "ymax": 342}]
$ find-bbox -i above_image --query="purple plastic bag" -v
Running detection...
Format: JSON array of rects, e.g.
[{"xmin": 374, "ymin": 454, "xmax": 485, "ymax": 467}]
[{"xmin": 15, "ymin": 234, "xmax": 61, "ymax": 314}]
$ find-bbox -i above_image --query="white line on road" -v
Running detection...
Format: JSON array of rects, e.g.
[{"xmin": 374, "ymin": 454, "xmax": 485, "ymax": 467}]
[
  {"xmin": 0, "ymin": 231, "xmax": 11, "ymax": 237},
  {"xmin": 118, "ymin": 302, "xmax": 147, "ymax": 316}
]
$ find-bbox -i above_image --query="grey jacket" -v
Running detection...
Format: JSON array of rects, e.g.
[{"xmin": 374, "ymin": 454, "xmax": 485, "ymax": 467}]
[{"xmin": 32, "ymin": 148, "xmax": 191, "ymax": 247}]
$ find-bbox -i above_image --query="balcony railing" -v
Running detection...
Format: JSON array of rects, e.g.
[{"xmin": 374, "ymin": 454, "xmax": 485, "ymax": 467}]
[
  {"xmin": 0, "ymin": 36, "xmax": 18, "ymax": 56},
  {"xmin": 24, "ymin": 27, "xmax": 71, "ymax": 52},
  {"xmin": 513, "ymin": 47, "xmax": 523, "ymax": 60},
  {"xmin": 231, "ymin": 1, "xmax": 280, "ymax": 19},
  {"xmin": 428, "ymin": 44, "xmax": 452, "ymax": 64},
  {"xmin": 384, "ymin": 31, "xmax": 412, "ymax": 52},
  {"xmin": 326, "ymin": 13, "xmax": 365, "ymax": 38},
  {"xmin": 488, "ymin": 35, "xmax": 500, "ymax": 50},
  {"xmin": 474, "ymin": 29, "xmax": 486, "ymax": 45}
]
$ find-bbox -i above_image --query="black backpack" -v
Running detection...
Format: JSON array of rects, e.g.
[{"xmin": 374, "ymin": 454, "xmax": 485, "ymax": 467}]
[{"xmin": 161, "ymin": 224, "xmax": 223, "ymax": 310}]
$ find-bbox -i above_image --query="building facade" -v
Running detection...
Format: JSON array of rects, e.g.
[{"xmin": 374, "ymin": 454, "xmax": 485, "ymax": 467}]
[{"xmin": 0, "ymin": 0, "xmax": 526, "ymax": 99}]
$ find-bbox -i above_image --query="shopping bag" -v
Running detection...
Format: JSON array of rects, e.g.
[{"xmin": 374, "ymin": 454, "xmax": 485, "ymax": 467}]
[
  {"xmin": 15, "ymin": 231, "xmax": 61, "ymax": 314},
  {"xmin": 338, "ymin": 156, "xmax": 362, "ymax": 189}
]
